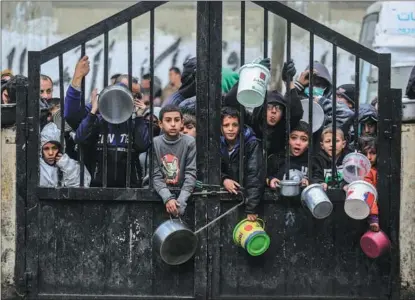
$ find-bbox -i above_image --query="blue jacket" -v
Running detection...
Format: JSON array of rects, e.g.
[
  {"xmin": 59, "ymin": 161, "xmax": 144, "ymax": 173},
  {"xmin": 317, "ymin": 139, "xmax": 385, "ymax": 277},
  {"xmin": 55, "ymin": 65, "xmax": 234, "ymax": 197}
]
[
  {"xmin": 64, "ymin": 85, "xmax": 151, "ymax": 187},
  {"xmin": 220, "ymin": 126, "xmax": 264, "ymax": 214}
]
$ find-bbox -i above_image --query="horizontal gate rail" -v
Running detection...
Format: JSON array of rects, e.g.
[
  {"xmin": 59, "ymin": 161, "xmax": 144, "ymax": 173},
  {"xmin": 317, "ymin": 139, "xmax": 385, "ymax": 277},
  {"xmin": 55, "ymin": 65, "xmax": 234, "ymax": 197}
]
[
  {"xmin": 38, "ymin": 1, "xmax": 167, "ymax": 64},
  {"xmin": 252, "ymin": 1, "xmax": 383, "ymax": 66}
]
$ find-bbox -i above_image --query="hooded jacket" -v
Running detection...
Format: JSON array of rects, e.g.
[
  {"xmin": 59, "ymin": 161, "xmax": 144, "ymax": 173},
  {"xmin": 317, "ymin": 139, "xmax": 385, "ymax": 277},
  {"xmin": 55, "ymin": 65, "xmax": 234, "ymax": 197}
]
[
  {"xmin": 312, "ymin": 148, "xmax": 351, "ymax": 184},
  {"xmin": 358, "ymin": 103, "xmax": 378, "ymax": 124},
  {"xmin": 39, "ymin": 122, "xmax": 91, "ymax": 187},
  {"xmin": 317, "ymin": 96, "xmax": 355, "ymax": 135},
  {"xmin": 294, "ymin": 62, "xmax": 333, "ymax": 98},
  {"xmin": 64, "ymin": 84, "xmax": 151, "ymax": 187},
  {"xmin": 223, "ymin": 87, "xmax": 304, "ymax": 155},
  {"xmin": 220, "ymin": 126, "xmax": 264, "ymax": 214}
]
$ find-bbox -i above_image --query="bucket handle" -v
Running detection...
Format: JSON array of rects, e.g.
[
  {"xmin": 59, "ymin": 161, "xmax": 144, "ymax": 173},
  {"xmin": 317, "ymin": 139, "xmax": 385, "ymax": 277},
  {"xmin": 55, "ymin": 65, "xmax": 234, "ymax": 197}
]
[
  {"xmin": 251, "ymin": 57, "xmax": 263, "ymax": 64},
  {"xmin": 256, "ymin": 218, "xmax": 266, "ymax": 230}
]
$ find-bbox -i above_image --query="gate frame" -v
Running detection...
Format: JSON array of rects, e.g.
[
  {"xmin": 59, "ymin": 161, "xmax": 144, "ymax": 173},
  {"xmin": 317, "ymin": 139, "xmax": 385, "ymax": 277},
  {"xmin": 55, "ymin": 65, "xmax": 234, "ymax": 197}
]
[{"xmin": 14, "ymin": 1, "xmax": 401, "ymax": 299}]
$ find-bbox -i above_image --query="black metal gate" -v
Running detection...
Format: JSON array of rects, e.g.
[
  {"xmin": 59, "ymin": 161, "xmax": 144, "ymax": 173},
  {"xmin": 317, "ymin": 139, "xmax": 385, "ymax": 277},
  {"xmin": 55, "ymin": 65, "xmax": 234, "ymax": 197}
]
[{"xmin": 14, "ymin": 2, "xmax": 402, "ymax": 299}]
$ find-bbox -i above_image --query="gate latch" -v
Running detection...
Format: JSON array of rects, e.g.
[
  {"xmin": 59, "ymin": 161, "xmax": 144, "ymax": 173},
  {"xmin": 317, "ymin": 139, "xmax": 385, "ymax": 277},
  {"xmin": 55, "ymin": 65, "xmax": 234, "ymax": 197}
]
[
  {"xmin": 22, "ymin": 117, "xmax": 34, "ymax": 138},
  {"xmin": 383, "ymin": 118, "xmax": 397, "ymax": 139}
]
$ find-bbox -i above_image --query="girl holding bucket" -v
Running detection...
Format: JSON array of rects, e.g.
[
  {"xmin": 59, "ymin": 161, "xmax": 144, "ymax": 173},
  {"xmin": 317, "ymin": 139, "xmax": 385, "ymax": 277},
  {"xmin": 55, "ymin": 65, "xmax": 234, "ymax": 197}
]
[{"xmin": 358, "ymin": 136, "xmax": 380, "ymax": 232}]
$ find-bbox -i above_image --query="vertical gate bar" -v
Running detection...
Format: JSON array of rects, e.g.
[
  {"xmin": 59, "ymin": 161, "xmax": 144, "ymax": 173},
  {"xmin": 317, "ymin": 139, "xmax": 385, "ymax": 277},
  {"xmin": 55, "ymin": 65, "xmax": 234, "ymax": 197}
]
[
  {"xmin": 331, "ymin": 44, "xmax": 337, "ymax": 185},
  {"xmin": 353, "ymin": 57, "xmax": 360, "ymax": 146},
  {"xmin": 376, "ymin": 53, "xmax": 391, "ymax": 234},
  {"xmin": 58, "ymin": 55, "xmax": 65, "ymax": 149},
  {"xmin": 388, "ymin": 88, "xmax": 402, "ymax": 300},
  {"xmin": 239, "ymin": 1, "xmax": 245, "ymax": 186},
  {"xmin": 262, "ymin": 8, "xmax": 268, "ymax": 175},
  {"xmin": 149, "ymin": 9, "xmax": 155, "ymax": 189},
  {"xmin": 102, "ymin": 32, "xmax": 109, "ymax": 188},
  {"xmin": 58, "ymin": 55, "xmax": 65, "ymax": 184},
  {"xmin": 285, "ymin": 21, "xmax": 292, "ymax": 179},
  {"xmin": 79, "ymin": 44, "xmax": 86, "ymax": 187},
  {"xmin": 196, "ymin": 3, "xmax": 216, "ymax": 299},
  {"xmin": 25, "ymin": 51, "xmax": 41, "ymax": 295},
  {"xmin": 126, "ymin": 20, "xmax": 133, "ymax": 188},
  {"xmin": 307, "ymin": 33, "xmax": 314, "ymax": 179},
  {"xmin": 15, "ymin": 54, "xmax": 30, "ymax": 295}
]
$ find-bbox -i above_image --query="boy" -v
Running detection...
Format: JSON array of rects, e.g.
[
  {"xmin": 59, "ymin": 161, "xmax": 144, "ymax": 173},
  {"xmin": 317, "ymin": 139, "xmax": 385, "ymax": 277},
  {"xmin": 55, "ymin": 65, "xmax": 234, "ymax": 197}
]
[
  {"xmin": 312, "ymin": 126, "xmax": 351, "ymax": 190},
  {"xmin": 359, "ymin": 136, "xmax": 379, "ymax": 232},
  {"xmin": 182, "ymin": 113, "xmax": 196, "ymax": 138},
  {"xmin": 153, "ymin": 104, "xmax": 197, "ymax": 216},
  {"xmin": 267, "ymin": 121, "xmax": 310, "ymax": 189},
  {"xmin": 40, "ymin": 122, "xmax": 91, "ymax": 187},
  {"xmin": 220, "ymin": 107, "xmax": 264, "ymax": 221},
  {"xmin": 358, "ymin": 104, "xmax": 378, "ymax": 137}
]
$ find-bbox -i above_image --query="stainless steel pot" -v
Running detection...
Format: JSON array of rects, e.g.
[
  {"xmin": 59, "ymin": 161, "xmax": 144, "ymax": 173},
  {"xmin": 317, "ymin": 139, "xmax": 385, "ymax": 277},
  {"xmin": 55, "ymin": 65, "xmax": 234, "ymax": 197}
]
[
  {"xmin": 98, "ymin": 84, "xmax": 134, "ymax": 124},
  {"xmin": 402, "ymin": 98, "xmax": 415, "ymax": 123},
  {"xmin": 301, "ymin": 184, "xmax": 333, "ymax": 219},
  {"xmin": 280, "ymin": 180, "xmax": 300, "ymax": 197},
  {"xmin": 153, "ymin": 218, "xmax": 198, "ymax": 266}
]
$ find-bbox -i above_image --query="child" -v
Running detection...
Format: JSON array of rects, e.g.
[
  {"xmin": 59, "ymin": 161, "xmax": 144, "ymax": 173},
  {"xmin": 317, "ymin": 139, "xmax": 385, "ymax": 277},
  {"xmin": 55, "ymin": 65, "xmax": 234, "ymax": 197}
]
[
  {"xmin": 359, "ymin": 136, "xmax": 379, "ymax": 232},
  {"xmin": 220, "ymin": 107, "xmax": 264, "ymax": 221},
  {"xmin": 153, "ymin": 104, "xmax": 197, "ymax": 216},
  {"xmin": 267, "ymin": 121, "xmax": 310, "ymax": 189},
  {"xmin": 312, "ymin": 126, "xmax": 351, "ymax": 190},
  {"xmin": 358, "ymin": 104, "xmax": 378, "ymax": 137},
  {"xmin": 182, "ymin": 113, "xmax": 196, "ymax": 138},
  {"xmin": 40, "ymin": 122, "xmax": 91, "ymax": 187}
]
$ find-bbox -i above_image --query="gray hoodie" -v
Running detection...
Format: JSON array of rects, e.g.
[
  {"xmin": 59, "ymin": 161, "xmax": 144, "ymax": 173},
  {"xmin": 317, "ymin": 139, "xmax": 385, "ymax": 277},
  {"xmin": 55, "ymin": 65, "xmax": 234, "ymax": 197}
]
[
  {"xmin": 39, "ymin": 122, "xmax": 91, "ymax": 187},
  {"xmin": 152, "ymin": 133, "xmax": 197, "ymax": 214}
]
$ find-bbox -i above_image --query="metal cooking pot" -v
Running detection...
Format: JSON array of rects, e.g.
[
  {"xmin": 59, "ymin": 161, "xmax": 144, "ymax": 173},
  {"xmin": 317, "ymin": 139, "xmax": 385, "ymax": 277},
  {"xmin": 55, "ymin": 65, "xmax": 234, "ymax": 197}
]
[
  {"xmin": 98, "ymin": 84, "xmax": 134, "ymax": 124},
  {"xmin": 280, "ymin": 180, "xmax": 301, "ymax": 197},
  {"xmin": 153, "ymin": 218, "xmax": 198, "ymax": 266},
  {"xmin": 1, "ymin": 104, "xmax": 16, "ymax": 127},
  {"xmin": 153, "ymin": 193, "xmax": 245, "ymax": 265},
  {"xmin": 300, "ymin": 99, "xmax": 324, "ymax": 133},
  {"xmin": 402, "ymin": 98, "xmax": 415, "ymax": 123}
]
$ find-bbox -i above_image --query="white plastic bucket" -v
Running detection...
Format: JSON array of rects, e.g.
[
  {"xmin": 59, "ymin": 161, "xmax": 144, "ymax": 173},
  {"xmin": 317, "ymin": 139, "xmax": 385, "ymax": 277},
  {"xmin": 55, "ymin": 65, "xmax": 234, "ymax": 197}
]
[
  {"xmin": 342, "ymin": 152, "xmax": 371, "ymax": 183},
  {"xmin": 237, "ymin": 59, "xmax": 270, "ymax": 108},
  {"xmin": 301, "ymin": 184, "xmax": 333, "ymax": 219},
  {"xmin": 344, "ymin": 180, "xmax": 377, "ymax": 220}
]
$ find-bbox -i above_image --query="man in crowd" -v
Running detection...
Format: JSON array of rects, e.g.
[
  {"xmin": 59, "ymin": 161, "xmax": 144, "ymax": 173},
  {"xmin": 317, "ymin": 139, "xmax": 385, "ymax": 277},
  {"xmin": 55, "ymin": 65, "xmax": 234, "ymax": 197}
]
[{"xmin": 161, "ymin": 67, "xmax": 182, "ymax": 102}]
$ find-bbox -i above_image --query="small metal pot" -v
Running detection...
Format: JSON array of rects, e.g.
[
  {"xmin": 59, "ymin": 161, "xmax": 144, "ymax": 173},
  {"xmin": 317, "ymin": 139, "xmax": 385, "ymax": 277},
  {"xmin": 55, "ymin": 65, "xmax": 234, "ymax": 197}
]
[
  {"xmin": 301, "ymin": 184, "xmax": 333, "ymax": 219},
  {"xmin": 153, "ymin": 219, "xmax": 198, "ymax": 266},
  {"xmin": 279, "ymin": 180, "xmax": 301, "ymax": 197}
]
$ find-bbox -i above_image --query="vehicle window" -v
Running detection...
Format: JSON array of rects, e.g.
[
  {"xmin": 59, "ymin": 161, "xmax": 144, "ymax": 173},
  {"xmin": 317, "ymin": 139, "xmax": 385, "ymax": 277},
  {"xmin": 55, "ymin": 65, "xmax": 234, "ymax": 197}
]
[{"xmin": 359, "ymin": 13, "xmax": 379, "ymax": 49}]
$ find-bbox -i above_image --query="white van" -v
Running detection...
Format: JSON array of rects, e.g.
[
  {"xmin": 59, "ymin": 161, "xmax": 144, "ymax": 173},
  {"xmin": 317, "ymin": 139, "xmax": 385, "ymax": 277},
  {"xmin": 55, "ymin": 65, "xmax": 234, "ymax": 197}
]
[{"xmin": 358, "ymin": 1, "xmax": 415, "ymax": 105}]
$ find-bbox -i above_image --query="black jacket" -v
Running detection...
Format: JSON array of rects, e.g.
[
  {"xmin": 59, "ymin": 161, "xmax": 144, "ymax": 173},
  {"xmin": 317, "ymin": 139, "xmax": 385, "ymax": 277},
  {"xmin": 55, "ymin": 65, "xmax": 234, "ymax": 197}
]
[
  {"xmin": 220, "ymin": 126, "xmax": 264, "ymax": 214},
  {"xmin": 223, "ymin": 87, "xmax": 304, "ymax": 155},
  {"xmin": 267, "ymin": 150, "xmax": 309, "ymax": 182},
  {"xmin": 312, "ymin": 148, "xmax": 351, "ymax": 184}
]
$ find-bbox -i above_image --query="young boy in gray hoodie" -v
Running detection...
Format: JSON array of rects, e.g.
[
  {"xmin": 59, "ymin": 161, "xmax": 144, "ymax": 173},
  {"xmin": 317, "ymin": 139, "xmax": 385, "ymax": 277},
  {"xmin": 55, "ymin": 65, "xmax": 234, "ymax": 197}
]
[{"xmin": 153, "ymin": 104, "xmax": 197, "ymax": 216}]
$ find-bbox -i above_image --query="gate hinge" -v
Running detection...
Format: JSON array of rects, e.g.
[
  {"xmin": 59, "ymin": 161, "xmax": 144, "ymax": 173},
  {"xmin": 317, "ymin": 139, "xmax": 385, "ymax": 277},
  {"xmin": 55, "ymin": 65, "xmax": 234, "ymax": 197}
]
[
  {"xmin": 22, "ymin": 117, "xmax": 34, "ymax": 138},
  {"xmin": 24, "ymin": 271, "xmax": 33, "ymax": 291}
]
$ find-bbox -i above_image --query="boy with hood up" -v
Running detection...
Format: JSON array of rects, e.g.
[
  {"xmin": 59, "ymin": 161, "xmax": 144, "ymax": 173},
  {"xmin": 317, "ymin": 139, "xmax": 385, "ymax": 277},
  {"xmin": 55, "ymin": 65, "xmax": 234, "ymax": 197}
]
[
  {"xmin": 295, "ymin": 62, "xmax": 355, "ymax": 137},
  {"xmin": 358, "ymin": 103, "xmax": 378, "ymax": 137},
  {"xmin": 220, "ymin": 107, "xmax": 264, "ymax": 221},
  {"xmin": 40, "ymin": 122, "xmax": 91, "ymax": 187}
]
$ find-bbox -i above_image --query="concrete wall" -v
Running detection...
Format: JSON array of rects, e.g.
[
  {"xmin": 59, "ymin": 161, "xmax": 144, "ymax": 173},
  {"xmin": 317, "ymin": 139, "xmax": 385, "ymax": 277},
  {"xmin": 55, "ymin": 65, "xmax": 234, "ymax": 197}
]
[
  {"xmin": 400, "ymin": 124, "xmax": 415, "ymax": 298},
  {"xmin": 1, "ymin": 127, "xmax": 17, "ymax": 299}
]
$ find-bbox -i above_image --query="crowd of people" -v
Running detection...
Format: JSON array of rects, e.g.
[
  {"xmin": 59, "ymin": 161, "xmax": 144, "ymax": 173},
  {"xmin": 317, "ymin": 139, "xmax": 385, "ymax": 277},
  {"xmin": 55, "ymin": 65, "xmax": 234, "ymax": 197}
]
[{"xmin": 2, "ymin": 56, "xmax": 415, "ymax": 232}]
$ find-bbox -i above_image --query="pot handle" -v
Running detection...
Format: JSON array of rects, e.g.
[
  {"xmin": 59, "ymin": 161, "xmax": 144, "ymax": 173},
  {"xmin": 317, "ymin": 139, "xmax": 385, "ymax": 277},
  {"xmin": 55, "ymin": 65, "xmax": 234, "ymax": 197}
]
[{"xmin": 169, "ymin": 214, "xmax": 184, "ymax": 223}]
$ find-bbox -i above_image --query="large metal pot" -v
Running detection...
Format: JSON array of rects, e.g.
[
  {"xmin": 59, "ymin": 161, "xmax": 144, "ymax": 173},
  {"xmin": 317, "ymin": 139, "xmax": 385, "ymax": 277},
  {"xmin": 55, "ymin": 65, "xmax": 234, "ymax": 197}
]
[
  {"xmin": 98, "ymin": 84, "xmax": 134, "ymax": 124},
  {"xmin": 1, "ymin": 104, "xmax": 16, "ymax": 127},
  {"xmin": 402, "ymin": 98, "xmax": 415, "ymax": 123},
  {"xmin": 280, "ymin": 180, "xmax": 301, "ymax": 197},
  {"xmin": 153, "ymin": 218, "xmax": 198, "ymax": 266}
]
